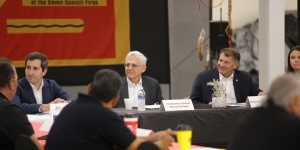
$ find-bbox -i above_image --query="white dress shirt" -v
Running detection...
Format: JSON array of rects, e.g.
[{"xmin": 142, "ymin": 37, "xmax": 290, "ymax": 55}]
[
  {"xmin": 29, "ymin": 80, "xmax": 44, "ymax": 104},
  {"xmin": 219, "ymin": 73, "xmax": 237, "ymax": 103},
  {"xmin": 127, "ymin": 77, "xmax": 143, "ymax": 107}
]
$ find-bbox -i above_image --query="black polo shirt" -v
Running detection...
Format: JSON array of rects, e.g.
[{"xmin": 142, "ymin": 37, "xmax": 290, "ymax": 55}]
[
  {"xmin": 228, "ymin": 106, "xmax": 300, "ymax": 150},
  {"xmin": 0, "ymin": 93, "xmax": 34, "ymax": 150},
  {"xmin": 45, "ymin": 93, "xmax": 136, "ymax": 150}
]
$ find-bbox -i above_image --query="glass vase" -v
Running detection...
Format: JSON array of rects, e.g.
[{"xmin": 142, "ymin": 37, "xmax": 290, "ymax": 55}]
[{"xmin": 212, "ymin": 93, "xmax": 226, "ymax": 108}]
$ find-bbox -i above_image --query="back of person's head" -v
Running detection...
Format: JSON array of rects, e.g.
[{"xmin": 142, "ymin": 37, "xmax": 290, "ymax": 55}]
[
  {"xmin": 25, "ymin": 52, "xmax": 48, "ymax": 71},
  {"xmin": 264, "ymin": 73, "xmax": 300, "ymax": 108},
  {"xmin": 125, "ymin": 51, "xmax": 147, "ymax": 65},
  {"xmin": 0, "ymin": 58, "xmax": 15, "ymax": 88},
  {"xmin": 89, "ymin": 69, "xmax": 122, "ymax": 103},
  {"xmin": 287, "ymin": 45, "xmax": 300, "ymax": 73},
  {"xmin": 219, "ymin": 48, "xmax": 240, "ymax": 63}
]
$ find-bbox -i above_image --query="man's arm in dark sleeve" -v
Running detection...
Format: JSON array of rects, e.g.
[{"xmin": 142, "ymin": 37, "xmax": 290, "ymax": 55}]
[
  {"xmin": 99, "ymin": 113, "xmax": 136, "ymax": 149},
  {"xmin": 137, "ymin": 142, "xmax": 160, "ymax": 150},
  {"xmin": 155, "ymin": 80, "xmax": 163, "ymax": 104},
  {"xmin": 11, "ymin": 88, "xmax": 41, "ymax": 114},
  {"xmin": 52, "ymin": 80, "xmax": 74, "ymax": 101},
  {"xmin": 1, "ymin": 105, "xmax": 34, "ymax": 142},
  {"xmin": 190, "ymin": 74, "xmax": 205, "ymax": 104},
  {"xmin": 247, "ymin": 73, "xmax": 263, "ymax": 96}
]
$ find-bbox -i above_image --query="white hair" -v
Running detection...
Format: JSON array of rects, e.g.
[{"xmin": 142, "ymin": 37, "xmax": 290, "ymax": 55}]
[
  {"xmin": 125, "ymin": 51, "xmax": 147, "ymax": 65},
  {"xmin": 263, "ymin": 73, "xmax": 300, "ymax": 108}
]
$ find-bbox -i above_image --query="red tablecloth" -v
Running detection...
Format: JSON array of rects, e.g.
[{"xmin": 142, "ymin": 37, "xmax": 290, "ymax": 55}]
[
  {"xmin": 31, "ymin": 122, "xmax": 48, "ymax": 147},
  {"xmin": 31, "ymin": 122, "xmax": 205, "ymax": 149}
]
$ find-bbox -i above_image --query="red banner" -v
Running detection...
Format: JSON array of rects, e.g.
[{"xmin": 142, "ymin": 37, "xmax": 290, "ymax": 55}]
[{"xmin": 0, "ymin": 0, "xmax": 130, "ymax": 67}]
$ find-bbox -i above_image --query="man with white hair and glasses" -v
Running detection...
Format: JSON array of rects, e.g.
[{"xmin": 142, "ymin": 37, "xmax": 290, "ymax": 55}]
[
  {"xmin": 228, "ymin": 73, "xmax": 300, "ymax": 150},
  {"xmin": 115, "ymin": 51, "xmax": 163, "ymax": 108}
]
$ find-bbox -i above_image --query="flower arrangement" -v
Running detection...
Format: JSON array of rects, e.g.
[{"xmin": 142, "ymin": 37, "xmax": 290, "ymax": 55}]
[{"xmin": 207, "ymin": 79, "xmax": 226, "ymax": 97}]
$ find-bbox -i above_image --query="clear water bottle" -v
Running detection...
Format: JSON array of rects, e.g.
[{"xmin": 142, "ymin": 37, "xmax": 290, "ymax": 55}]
[
  {"xmin": 53, "ymin": 106, "xmax": 62, "ymax": 121},
  {"xmin": 138, "ymin": 88, "xmax": 146, "ymax": 111}
]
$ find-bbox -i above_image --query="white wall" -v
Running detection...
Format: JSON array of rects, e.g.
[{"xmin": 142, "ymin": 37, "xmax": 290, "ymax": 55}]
[
  {"xmin": 168, "ymin": 0, "xmax": 210, "ymax": 99},
  {"xmin": 212, "ymin": 0, "xmax": 297, "ymax": 29}
]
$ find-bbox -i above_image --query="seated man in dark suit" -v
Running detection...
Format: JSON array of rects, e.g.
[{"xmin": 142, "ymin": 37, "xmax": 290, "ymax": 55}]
[
  {"xmin": 12, "ymin": 52, "xmax": 73, "ymax": 114},
  {"xmin": 0, "ymin": 58, "xmax": 43, "ymax": 150},
  {"xmin": 115, "ymin": 51, "xmax": 163, "ymax": 108},
  {"xmin": 190, "ymin": 48, "xmax": 264, "ymax": 105},
  {"xmin": 228, "ymin": 73, "xmax": 300, "ymax": 150},
  {"xmin": 45, "ymin": 69, "xmax": 174, "ymax": 150}
]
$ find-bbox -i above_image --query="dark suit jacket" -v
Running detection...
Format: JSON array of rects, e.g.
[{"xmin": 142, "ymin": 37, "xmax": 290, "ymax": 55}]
[
  {"xmin": 12, "ymin": 78, "xmax": 73, "ymax": 114},
  {"xmin": 115, "ymin": 76, "xmax": 163, "ymax": 108},
  {"xmin": 228, "ymin": 106, "xmax": 300, "ymax": 150},
  {"xmin": 190, "ymin": 67, "xmax": 262, "ymax": 104}
]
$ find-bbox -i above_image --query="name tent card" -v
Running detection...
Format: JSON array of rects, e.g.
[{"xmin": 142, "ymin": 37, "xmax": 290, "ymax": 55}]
[
  {"xmin": 159, "ymin": 99, "xmax": 194, "ymax": 111},
  {"xmin": 49, "ymin": 103, "xmax": 68, "ymax": 117},
  {"xmin": 245, "ymin": 96, "xmax": 266, "ymax": 108}
]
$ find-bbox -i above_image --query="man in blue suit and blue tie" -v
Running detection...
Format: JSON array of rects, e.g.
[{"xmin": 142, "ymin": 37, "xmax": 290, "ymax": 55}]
[
  {"xmin": 190, "ymin": 48, "xmax": 265, "ymax": 105},
  {"xmin": 12, "ymin": 52, "xmax": 73, "ymax": 114}
]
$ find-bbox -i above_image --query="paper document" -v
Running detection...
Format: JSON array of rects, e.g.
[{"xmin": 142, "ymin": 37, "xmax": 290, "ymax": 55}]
[
  {"xmin": 39, "ymin": 118, "xmax": 54, "ymax": 132},
  {"xmin": 27, "ymin": 114, "xmax": 52, "ymax": 123},
  {"xmin": 145, "ymin": 105, "xmax": 160, "ymax": 109},
  {"xmin": 137, "ymin": 128, "xmax": 153, "ymax": 136},
  {"xmin": 226, "ymin": 103, "xmax": 245, "ymax": 107}
]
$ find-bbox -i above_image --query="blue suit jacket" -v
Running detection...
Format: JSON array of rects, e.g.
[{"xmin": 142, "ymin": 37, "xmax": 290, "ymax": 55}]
[
  {"xmin": 12, "ymin": 78, "xmax": 73, "ymax": 114},
  {"xmin": 190, "ymin": 68, "xmax": 262, "ymax": 104},
  {"xmin": 115, "ymin": 76, "xmax": 163, "ymax": 108}
]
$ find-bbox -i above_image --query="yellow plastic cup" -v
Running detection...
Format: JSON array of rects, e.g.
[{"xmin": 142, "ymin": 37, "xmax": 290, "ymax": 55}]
[{"xmin": 176, "ymin": 126, "xmax": 192, "ymax": 150}]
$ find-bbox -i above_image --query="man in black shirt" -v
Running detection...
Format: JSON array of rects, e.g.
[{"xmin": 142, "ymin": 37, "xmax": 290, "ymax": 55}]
[
  {"xmin": 0, "ymin": 58, "xmax": 42, "ymax": 150},
  {"xmin": 228, "ymin": 73, "xmax": 300, "ymax": 150},
  {"xmin": 45, "ymin": 69, "xmax": 174, "ymax": 150}
]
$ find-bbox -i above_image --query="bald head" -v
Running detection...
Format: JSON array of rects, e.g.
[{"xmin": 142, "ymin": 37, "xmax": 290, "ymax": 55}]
[
  {"xmin": 266, "ymin": 73, "xmax": 300, "ymax": 107},
  {"xmin": 264, "ymin": 73, "xmax": 300, "ymax": 117}
]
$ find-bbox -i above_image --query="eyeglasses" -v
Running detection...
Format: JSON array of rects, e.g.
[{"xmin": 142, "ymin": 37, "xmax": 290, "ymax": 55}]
[{"xmin": 124, "ymin": 63, "xmax": 142, "ymax": 69}]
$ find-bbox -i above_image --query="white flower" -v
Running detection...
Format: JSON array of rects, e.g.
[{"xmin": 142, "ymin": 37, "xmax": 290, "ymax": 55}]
[{"xmin": 207, "ymin": 79, "xmax": 226, "ymax": 97}]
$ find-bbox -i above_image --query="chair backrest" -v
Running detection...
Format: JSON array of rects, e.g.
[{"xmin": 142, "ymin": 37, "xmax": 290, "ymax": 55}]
[{"xmin": 15, "ymin": 134, "xmax": 38, "ymax": 150}]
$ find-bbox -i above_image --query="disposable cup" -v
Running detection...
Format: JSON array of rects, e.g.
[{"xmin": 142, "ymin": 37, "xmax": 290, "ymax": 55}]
[
  {"xmin": 176, "ymin": 124, "xmax": 192, "ymax": 150},
  {"xmin": 123, "ymin": 113, "xmax": 138, "ymax": 136},
  {"xmin": 124, "ymin": 98, "xmax": 134, "ymax": 110}
]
